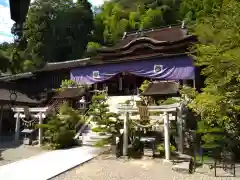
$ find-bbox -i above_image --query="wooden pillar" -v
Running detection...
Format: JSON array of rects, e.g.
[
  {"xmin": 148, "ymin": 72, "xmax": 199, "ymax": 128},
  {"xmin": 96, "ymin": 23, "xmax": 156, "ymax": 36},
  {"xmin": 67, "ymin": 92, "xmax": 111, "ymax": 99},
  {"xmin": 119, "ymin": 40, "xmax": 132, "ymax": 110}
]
[
  {"xmin": 123, "ymin": 111, "xmax": 129, "ymax": 157},
  {"xmin": 177, "ymin": 106, "xmax": 184, "ymax": 153},
  {"xmin": 0, "ymin": 105, "xmax": 3, "ymax": 136},
  {"xmin": 164, "ymin": 111, "xmax": 170, "ymax": 160},
  {"xmin": 15, "ymin": 112, "xmax": 20, "ymax": 141},
  {"xmin": 119, "ymin": 76, "xmax": 122, "ymax": 91},
  {"xmin": 38, "ymin": 112, "xmax": 43, "ymax": 146}
]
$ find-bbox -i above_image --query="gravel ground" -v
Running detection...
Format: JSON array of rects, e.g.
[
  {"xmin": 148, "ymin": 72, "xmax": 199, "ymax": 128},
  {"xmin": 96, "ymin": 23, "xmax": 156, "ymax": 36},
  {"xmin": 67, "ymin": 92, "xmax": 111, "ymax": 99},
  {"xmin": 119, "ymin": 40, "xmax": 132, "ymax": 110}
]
[
  {"xmin": 51, "ymin": 154, "xmax": 240, "ymax": 180},
  {"xmin": 0, "ymin": 142, "xmax": 47, "ymax": 166}
]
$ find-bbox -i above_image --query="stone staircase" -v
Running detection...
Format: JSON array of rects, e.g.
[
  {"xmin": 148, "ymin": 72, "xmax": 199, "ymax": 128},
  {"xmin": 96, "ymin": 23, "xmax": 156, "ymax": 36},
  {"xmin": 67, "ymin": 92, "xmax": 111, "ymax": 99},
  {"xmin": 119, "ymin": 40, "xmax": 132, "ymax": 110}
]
[
  {"xmin": 76, "ymin": 123, "xmax": 111, "ymax": 147},
  {"xmin": 107, "ymin": 95, "xmax": 141, "ymax": 113},
  {"xmin": 75, "ymin": 95, "xmax": 140, "ymax": 146}
]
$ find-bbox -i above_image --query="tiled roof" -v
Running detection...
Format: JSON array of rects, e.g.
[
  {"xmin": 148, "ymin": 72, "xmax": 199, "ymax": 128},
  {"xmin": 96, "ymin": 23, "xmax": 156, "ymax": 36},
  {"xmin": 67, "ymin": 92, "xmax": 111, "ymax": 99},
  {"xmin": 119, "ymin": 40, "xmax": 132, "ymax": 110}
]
[
  {"xmin": 114, "ymin": 26, "xmax": 189, "ymax": 49},
  {"xmin": 0, "ymin": 72, "xmax": 34, "ymax": 81},
  {"xmin": 36, "ymin": 58, "xmax": 90, "ymax": 72},
  {"xmin": 52, "ymin": 88, "xmax": 85, "ymax": 99},
  {"xmin": 142, "ymin": 81, "xmax": 179, "ymax": 96},
  {"xmin": 0, "ymin": 58, "xmax": 90, "ymax": 81},
  {"xmin": 0, "ymin": 88, "xmax": 39, "ymax": 105}
]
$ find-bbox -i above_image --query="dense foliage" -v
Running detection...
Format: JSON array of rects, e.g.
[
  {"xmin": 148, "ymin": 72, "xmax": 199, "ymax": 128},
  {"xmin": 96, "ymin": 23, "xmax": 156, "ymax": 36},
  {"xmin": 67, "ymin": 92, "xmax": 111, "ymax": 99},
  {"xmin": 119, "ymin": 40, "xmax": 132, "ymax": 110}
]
[
  {"xmin": 186, "ymin": 0, "xmax": 240, "ymax": 154},
  {"xmin": 39, "ymin": 102, "xmax": 85, "ymax": 149},
  {"xmin": 88, "ymin": 92, "xmax": 122, "ymax": 146},
  {"xmin": 24, "ymin": 0, "xmax": 93, "ymax": 64},
  {"xmin": 90, "ymin": 0, "xmax": 182, "ymax": 46}
]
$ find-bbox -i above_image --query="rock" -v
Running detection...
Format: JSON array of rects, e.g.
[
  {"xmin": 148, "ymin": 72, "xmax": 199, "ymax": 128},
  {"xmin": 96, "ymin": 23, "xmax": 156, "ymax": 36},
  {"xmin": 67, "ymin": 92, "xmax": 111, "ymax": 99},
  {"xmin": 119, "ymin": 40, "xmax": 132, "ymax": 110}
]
[{"xmin": 172, "ymin": 161, "xmax": 190, "ymax": 174}]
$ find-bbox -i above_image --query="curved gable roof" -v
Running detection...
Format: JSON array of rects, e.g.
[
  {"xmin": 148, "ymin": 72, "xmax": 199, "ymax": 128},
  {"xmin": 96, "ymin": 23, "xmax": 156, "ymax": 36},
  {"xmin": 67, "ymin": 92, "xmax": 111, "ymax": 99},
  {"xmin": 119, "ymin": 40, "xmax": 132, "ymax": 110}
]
[{"xmin": 97, "ymin": 26, "xmax": 193, "ymax": 53}]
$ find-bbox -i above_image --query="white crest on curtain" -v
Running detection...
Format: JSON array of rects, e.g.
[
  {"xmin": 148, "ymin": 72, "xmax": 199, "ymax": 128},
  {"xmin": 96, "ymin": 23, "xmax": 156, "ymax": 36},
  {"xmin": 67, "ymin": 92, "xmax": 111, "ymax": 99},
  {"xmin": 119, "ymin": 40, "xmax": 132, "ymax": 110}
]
[
  {"xmin": 92, "ymin": 71, "xmax": 100, "ymax": 79},
  {"xmin": 153, "ymin": 65, "xmax": 163, "ymax": 73}
]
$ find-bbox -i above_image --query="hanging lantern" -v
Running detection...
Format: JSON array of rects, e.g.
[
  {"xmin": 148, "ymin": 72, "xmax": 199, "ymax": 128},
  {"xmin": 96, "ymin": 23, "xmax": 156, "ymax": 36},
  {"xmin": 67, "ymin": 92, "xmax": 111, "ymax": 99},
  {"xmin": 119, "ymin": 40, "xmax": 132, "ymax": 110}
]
[{"xmin": 9, "ymin": 0, "xmax": 31, "ymax": 23}]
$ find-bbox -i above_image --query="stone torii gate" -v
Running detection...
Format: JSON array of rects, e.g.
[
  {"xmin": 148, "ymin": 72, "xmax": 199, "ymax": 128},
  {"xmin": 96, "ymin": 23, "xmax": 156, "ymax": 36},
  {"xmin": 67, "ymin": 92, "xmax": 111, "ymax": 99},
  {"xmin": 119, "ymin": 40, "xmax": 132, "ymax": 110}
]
[
  {"xmin": 12, "ymin": 107, "xmax": 48, "ymax": 146},
  {"xmin": 117, "ymin": 103, "xmax": 184, "ymax": 161}
]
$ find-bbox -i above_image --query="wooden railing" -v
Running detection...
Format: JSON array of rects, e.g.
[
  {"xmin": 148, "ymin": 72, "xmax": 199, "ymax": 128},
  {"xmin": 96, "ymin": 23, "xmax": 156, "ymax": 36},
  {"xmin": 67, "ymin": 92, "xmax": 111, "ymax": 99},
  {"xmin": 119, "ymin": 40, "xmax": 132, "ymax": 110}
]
[{"xmin": 46, "ymin": 99, "xmax": 65, "ymax": 115}]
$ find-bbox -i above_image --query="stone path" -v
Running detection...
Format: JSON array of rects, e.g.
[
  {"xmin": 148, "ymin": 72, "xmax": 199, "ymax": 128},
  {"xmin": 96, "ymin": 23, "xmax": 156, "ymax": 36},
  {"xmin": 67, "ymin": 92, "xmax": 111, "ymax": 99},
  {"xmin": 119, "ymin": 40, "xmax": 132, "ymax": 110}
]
[
  {"xmin": 0, "ymin": 146, "xmax": 106, "ymax": 180},
  {"xmin": 52, "ymin": 154, "xmax": 240, "ymax": 180}
]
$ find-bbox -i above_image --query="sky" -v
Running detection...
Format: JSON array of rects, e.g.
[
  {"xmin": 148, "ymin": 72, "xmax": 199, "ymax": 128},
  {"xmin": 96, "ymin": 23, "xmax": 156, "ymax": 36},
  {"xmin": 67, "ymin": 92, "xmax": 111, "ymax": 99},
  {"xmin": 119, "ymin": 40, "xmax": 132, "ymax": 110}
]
[{"xmin": 0, "ymin": 0, "xmax": 105, "ymax": 43}]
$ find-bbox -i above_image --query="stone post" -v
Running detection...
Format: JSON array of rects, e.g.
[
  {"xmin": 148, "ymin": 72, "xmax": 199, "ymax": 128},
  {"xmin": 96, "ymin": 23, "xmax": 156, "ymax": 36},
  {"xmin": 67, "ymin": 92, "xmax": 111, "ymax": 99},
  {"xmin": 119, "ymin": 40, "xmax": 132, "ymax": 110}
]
[
  {"xmin": 15, "ymin": 112, "xmax": 20, "ymax": 141},
  {"xmin": 164, "ymin": 111, "xmax": 170, "ymax": 160},
  {"xmin": 38, "ymin": 112, "xmax": 43, "ymax": 146},
  {"xmin": 123, "ymin": 111, "xmax": 129, "ymax": 157}
]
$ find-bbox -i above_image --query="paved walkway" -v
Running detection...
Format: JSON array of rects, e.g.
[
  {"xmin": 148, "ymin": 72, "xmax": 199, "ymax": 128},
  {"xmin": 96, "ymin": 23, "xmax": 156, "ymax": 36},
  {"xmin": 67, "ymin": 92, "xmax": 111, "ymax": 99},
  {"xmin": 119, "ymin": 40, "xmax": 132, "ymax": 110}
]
[{"xmin": 0, "ymin": 146, "xmax": 106, "ymax": 180}]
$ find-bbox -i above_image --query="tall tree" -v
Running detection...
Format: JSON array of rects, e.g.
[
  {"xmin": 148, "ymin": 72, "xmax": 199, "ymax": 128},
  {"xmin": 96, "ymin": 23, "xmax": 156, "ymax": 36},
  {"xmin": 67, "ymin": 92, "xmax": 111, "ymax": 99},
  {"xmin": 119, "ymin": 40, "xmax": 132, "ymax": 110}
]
[
  {"xmin": 24, "ymin": 0, "xmax": 93, "ymax": 64},
  {"xmin": 189, "ymin": 0, "xmax": 240, "ymax": 152},
  {"xmin": 0, "ymin": 50, "xmax": 11, "ymax": 73},
  {"xmin": 180, "ymin": 0, "xmax": 223, "ymax": 23},
  {"xmin": 92, "ymin": 0, "xmax": 181, "ymax": 46}
]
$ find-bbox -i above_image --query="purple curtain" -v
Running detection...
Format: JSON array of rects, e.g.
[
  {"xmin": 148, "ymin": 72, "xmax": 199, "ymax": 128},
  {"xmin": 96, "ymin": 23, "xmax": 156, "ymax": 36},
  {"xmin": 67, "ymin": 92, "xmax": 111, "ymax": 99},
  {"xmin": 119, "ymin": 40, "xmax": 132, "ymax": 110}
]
[{"xmin": 70, "ymin": 56, "xmax": 195, "ymax": 84}]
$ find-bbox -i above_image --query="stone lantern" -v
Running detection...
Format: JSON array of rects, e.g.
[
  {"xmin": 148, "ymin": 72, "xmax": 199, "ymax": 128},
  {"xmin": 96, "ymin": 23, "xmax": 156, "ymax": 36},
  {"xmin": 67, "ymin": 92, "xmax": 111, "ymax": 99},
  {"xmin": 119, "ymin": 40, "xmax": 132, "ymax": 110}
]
[
  {"xmin": 79, "ymin": 96, "xmax": 88, "ymax": 113},
  {"xmin": 9, "ymin": 0, "xmax": 31, "ymax": 41},
  {"xmin": 9, "ymin": 0, "xmax": 31, "ymax": 23}
]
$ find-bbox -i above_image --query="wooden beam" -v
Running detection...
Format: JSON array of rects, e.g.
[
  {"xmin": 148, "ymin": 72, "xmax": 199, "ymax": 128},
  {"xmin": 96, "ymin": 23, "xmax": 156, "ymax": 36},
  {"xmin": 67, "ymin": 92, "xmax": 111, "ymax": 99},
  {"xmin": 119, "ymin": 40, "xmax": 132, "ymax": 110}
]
[{"xmin": 0, "ymin": 104, "xmax": 3, "ymax": 135}]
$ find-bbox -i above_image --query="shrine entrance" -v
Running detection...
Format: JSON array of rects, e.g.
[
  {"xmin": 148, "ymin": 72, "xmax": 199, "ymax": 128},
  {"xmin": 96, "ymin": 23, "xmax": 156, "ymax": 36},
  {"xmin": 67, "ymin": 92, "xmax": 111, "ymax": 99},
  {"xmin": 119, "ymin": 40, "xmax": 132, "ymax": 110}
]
[{"xmin": 99, "ymin": 73, "xmax": 146, "ymax": 96}]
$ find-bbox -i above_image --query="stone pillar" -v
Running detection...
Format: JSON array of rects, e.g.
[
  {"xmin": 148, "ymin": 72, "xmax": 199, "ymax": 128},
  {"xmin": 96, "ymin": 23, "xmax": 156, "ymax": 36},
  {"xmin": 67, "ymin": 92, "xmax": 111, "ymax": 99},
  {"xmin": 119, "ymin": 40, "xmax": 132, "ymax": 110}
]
[
  {"xmin": 38, "ymin": 112, "xmax": 43, "ymax": 146},
  {"xmin": 164, "ymin": 112, "xmax": 170, "ymax": 160},
  {"xmin": 177, "ymin": 106, "xmax": 184, "ymax": 153},
  {"xmin": 123, "ymin": 111, "xmax": 129, "ymax": 157},
  {"xmin": 15, "ymin": 112, "xmax": 20, "ymax": 141}
]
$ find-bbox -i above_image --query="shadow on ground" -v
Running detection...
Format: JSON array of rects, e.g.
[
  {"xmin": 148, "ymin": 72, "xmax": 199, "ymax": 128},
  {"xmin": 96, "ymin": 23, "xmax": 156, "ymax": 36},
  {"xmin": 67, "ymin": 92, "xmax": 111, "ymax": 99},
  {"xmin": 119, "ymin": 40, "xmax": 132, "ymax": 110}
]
[
  {"xmin": 0, "ymin": 134, "xmax": 21, "ymax": 151},
  {"xmin": 0, "ymin": 134, "xmax": 45, "ymax": 166}
]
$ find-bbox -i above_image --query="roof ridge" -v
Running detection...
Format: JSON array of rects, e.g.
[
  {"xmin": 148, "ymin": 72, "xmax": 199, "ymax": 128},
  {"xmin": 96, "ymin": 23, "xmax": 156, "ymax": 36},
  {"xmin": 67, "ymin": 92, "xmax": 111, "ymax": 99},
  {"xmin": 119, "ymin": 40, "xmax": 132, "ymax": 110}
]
[
  {"xmin": 47, "ymin": 57, "xmax": 90, "ymax": 65},
  {"xmin": 123, "ymin": 23, "xmax": 182, "ymax": 39},
  {"xmin": 0, "ymin": 72, "xmax": 33, "ymax": 81}
]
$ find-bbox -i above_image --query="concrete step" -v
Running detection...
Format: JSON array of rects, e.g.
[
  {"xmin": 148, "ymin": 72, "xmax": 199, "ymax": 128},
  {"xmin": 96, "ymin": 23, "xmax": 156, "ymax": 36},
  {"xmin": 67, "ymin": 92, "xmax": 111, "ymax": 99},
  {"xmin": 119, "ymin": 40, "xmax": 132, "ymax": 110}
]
[
  {"xmin": 82, "ymin": 138, "xmax": 101, "ymax": 143},
  {"xmin": 172, "ymin": 161, "xmax": 190, "ymax": 174},
  {"xmin": 82, "ymin": 141, "xmax": 97, "ymax": 146},
  {"xmin": 82, "ymin": 138, "xmax": 104, "ymax": 146},
  {"xmin": 88, "ymin": 134, "xmax": 111, "ymax": 140},
  {"xmin": 81, "ymin": 135, "xmax": 111, "ymax": 147},
  {"xmin": 82, "ymin": 131, "xmax": 111, "ymax": 139}
]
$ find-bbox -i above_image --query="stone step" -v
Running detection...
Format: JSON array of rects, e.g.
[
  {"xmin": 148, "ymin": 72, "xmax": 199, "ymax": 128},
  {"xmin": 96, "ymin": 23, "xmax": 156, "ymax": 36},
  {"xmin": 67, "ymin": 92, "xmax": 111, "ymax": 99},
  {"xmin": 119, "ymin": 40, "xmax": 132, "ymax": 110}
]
[
  {"xmin": 82, "ymin": 141, "xmax": 97, "ymax": 146},
  {"xmin": 81, "ymin": 135, "xmax": 110, "ymax": 146},
  {"xmin": 88, "ymin": 134, "xmax": 111, "ymax": 139},
  {"xmin": 172, "ymin": 161, "xmax": 190, "ymax": 174},
  {"xmin": 82, "ymin": 137, "xmax": 101, "ymax": 143},
  {"xmin": 81, "ymin": 139, "xmax": 97, "ymax": 146}
]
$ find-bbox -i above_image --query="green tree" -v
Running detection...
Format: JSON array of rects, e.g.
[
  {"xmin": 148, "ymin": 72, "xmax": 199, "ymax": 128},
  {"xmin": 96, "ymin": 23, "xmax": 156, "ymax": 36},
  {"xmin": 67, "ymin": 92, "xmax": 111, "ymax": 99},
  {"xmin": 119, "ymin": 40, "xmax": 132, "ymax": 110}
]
[
  {"xmin": 39, "ymin": 102, "xmax": 85, "ymax": 149},
  {"xmin": 92, "ymin": 0, "xmax": 182, "ymax": 46},
  {"xmin": 24, "ymin": 0, "xmax": 93, "ymax": 64},
  {"xmin": 188, "ymin": 0, "xmax": 240, "ymax": 152},
  {"xmin": 140, "ymin": 8, "xmax": 165, "ymax": 29},
  {"xmin": 88, "ymin": 92, "xmax": 122, "ymax": 146},
  {"xmin": 0, "ymin": 50, "xmax": 11, "ymax": 73},
  {"xmin": 85, "ymin": 41, "xmax": 102, "ymax": 57},
  {"xmin": 180, "ymin": 0, "xmax": 223, "ymax": 23}
]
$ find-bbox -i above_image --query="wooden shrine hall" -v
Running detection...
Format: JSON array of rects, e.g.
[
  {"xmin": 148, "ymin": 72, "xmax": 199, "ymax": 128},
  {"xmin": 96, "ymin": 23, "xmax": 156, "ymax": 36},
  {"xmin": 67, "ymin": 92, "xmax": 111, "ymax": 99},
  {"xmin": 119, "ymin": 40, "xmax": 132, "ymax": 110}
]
[
  {"xmin": 70, "ymin": 25, "xmax": 199, "ymax": 93},
  {"xmin": 0, "ymin": 25, "xmax": 201, "ymax": 104}
]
